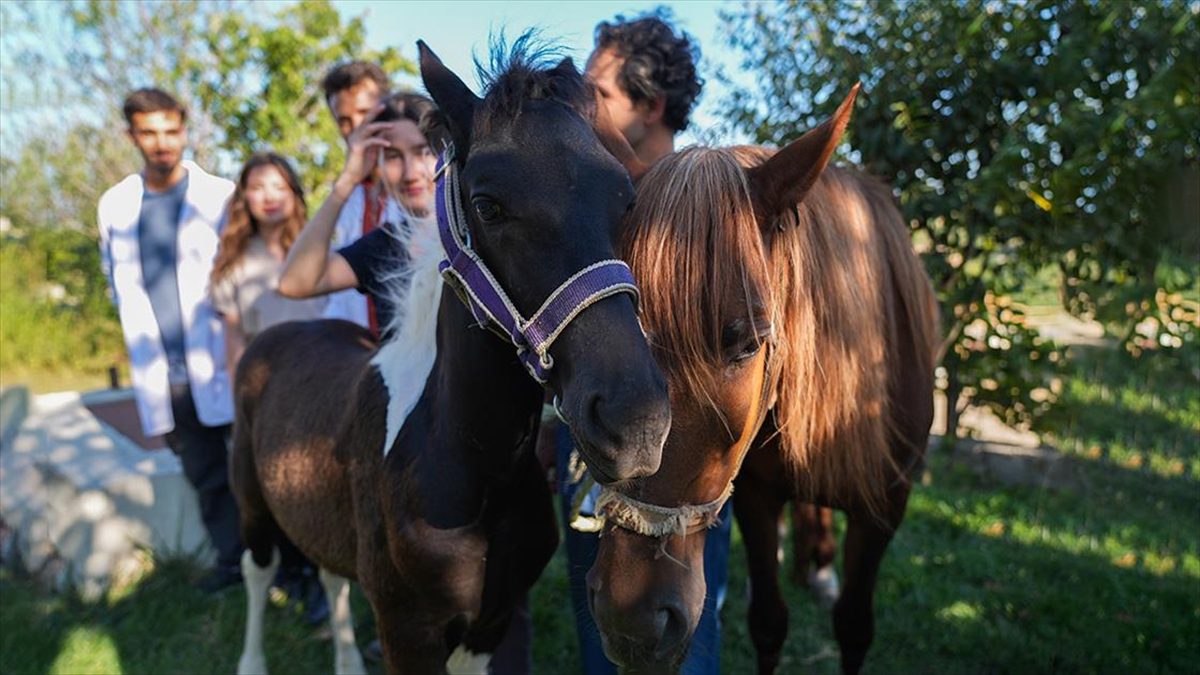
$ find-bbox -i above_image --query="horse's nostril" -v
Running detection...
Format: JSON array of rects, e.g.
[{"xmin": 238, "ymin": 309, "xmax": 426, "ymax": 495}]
[
  {"xmin": 654, "ymin": 604, "xmax": 688, "ymax": 661},
  {"xmin": 653, "ymin": 608, "xmax": 670, "ymax": 638},
  {"xmin": 588, "ymin": 393, "xmax": 620, "ymax": 445}
]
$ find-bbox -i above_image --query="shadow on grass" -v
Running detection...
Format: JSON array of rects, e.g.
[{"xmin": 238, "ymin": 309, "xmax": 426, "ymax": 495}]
[
  {"xmin": 1036, "ymin": 345, "xmax": 1199, "ymax": 464},
  {"xmin": 0, "ymin": 544, "xmax": 586, "ymax": 675},
  {"xmin": 718, "ymin": 454, "xmax": 1200, "ymax": 675},
  {"xmin": 0, "ymin": 556, "xmax": 380, "ymax": 675}
]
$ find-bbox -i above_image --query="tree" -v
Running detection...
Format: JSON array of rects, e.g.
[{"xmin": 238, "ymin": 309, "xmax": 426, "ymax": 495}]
[
  {"xmin": 721, "ymin": 0, "xmax": 1199, "ymax": 435},
  {"xmin": 0, "ymin": 0, "xmax": 416, "ymax": 379},
  {"xmin": 194, "ymin": 1, "xmax": 414, "ymax": 198}
]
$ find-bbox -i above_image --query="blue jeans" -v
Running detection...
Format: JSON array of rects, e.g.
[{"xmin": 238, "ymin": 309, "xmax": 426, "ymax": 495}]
[{"xmin": 557, "ymin": 425, "xmax": 729, "ymax": 675}]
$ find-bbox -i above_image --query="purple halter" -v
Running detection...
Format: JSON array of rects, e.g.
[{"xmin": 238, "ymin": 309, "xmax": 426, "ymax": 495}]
[{"xmin": 435, "ymin": 148, "xmax": 640, "ymax": 383}]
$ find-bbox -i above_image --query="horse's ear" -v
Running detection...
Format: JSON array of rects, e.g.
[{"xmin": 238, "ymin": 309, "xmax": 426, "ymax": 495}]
[
  {"xmin": 747, "ymin": 83, "xmax": 860, "ymax": 221},
  {"xmin": 554, "ymin": 56, "xmax": 576, "ymax": 75},
  {"xmin": 418, "ymin": 40, "xmax": 480, "ymax": 158},
  {"xmin": 592, "ymin": 86, "xmax": 649, "ymax": 182}
]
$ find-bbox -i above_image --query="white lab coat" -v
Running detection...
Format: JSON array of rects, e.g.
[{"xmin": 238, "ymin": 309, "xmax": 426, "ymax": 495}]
[{"xmin": 97, "ymin": 160, "xmax": 235, "ymax": 437}]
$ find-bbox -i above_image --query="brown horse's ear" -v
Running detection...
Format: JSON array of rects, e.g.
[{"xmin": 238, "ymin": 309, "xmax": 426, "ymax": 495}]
[
  {"xmin": 747, "ymin": 83, "xmax": 860, "ymax": 221},
  {"xmin": 418, "ymin": 40, "xmax": 481, "ymax": 159},
  {"xmin": 592, "ymin": 86, "xmax": 649, "ymax": 182}
]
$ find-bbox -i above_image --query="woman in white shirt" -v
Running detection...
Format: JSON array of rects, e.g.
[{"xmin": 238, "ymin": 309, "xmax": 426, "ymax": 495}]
[
  {"xmin": 210, "ymin": 153, "xmax": 328, "ymax": 381},
  {"xmin": 209, "ymin": 151, "xmax": 330, "ymax": 624}
]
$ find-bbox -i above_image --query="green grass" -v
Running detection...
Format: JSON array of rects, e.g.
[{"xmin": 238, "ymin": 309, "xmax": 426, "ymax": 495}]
[{"xmin": 2, "ymin": 345, "xmax": 1197, "ymax": 674}]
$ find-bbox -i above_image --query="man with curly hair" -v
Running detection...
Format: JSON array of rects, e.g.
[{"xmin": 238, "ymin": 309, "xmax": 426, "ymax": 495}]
[
  {"xmin": 551, "ymin": 12, "xmax": 730, "ymax": 675},
  {"xmin": 587, "ymin": 11, "xmax": 703, "ymax": 166}
]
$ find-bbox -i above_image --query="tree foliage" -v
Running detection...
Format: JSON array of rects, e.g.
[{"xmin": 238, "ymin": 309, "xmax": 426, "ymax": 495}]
[
  {"xmin": 721, "ymin": 0, "xmax": 1200, "ymax": 431},
  {"xmin": 0, "ymin": 0, "xmax": 415, "ymax": 378},
  {"xmin": 194, "ymin": 1, "xmax": 414, "ymax": 197}
]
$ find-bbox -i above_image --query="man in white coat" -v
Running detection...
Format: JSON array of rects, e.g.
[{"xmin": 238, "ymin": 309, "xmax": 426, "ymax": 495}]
[{"xmin": 97, "ymin": 88, "xmax": 243, "ymax": 592}]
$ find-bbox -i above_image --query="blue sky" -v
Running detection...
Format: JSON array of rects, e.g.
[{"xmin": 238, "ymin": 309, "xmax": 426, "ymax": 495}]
[
  {"xmin": 330, "ymin": 0, "xmax": 750, "ymax": 144},
  {"xmin": 0, "ymin": 1, "xmax": 752, "ymax": 152}
]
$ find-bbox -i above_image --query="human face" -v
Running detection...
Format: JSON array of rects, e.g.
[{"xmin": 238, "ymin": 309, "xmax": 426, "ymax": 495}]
[
  {"xmin": 243, "ymin": 165, "xmax": 295, "ymax": 228},
  {"xmin": 329, "ymin": 80, "xmax": 383, "ymax": 142},
  {"xmin": 586, "ymin": 48, "xmax": 648, "ymax": 149},
  {"xmin": 379, "ymin": 119, "xmax": 437, "ymax": 217},
  {"xmin": 127, "ymin": 111, "xmax": 187, "ymax": 176}
]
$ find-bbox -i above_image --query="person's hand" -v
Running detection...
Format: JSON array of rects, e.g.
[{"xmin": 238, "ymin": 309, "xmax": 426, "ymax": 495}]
[{"xmin": 334, "ymin": 116, "xmax": 393, "ymax": 197}]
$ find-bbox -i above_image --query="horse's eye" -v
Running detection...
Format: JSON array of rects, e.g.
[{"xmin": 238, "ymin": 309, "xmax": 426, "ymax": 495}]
[
  {"xmin": 730, "ymin": 338, "xmax": 763, "ymax": 364},
  {"xmin": 472, "ymin": 197, "xmax": 503, "ymax": 223},
  {"xmin": 723, "ymin": 318, "xmax": 771, "ymax": 365}
]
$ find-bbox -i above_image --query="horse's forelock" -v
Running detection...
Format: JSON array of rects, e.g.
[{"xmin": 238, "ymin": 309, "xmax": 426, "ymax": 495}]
[
  {"xmin": 620, "ymin": 146, "xmax": 775, "ymax": 405},
  {"xmin": 473, "ymin": 31, "xmax": 593, "ymax": 136}
]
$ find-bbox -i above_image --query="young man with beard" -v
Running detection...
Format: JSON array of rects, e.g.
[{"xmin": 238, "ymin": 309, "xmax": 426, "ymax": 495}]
[{"xmin": 97, "ymin": 88, "xmax": 243, "ymax": 592}]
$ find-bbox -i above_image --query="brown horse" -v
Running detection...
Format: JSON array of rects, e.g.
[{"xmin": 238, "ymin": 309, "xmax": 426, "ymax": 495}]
[
  {"xmin": 587, "ymin": 87, "xmax": 940, "ymax": 674},
  {"xmin": 231, "ymin": 39, "xmax": 670, "ymax": 675}
]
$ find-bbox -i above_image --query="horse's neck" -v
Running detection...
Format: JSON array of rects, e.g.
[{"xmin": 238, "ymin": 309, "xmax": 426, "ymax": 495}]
[{"xmin": 430, "ymin": 293, "xmax": 543, "ymax": 476}]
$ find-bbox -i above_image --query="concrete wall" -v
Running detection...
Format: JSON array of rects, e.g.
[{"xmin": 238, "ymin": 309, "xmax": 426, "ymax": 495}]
[{"xmin": 0, "ymin": 388, "xmax": 212, "ymax": 599}]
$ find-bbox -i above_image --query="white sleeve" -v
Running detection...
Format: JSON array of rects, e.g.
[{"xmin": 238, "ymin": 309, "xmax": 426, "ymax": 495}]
[{"xmin": 96, "ymin": 198, "xmax": 118, "ymax": 308}]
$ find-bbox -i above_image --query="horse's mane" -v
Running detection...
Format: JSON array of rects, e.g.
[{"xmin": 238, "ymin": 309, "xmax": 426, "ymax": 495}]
[
  {"xmin": 474, "ymin": 31, "xmax": 593, "ymax": 135},
  {"xmin": 620, "ymin": 147, "xmax": 774, "ymax": 407},
  {"xmin": 371, "ymin": 210, "xmax": 444, "ymax": 455},
  {"xmin": 624, "ymin": 145, "xmax": 939, "ymax": 517}
]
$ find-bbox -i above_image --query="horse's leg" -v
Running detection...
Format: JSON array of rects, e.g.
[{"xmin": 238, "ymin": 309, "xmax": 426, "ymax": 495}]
[
  {"xmin": 237, "ymin": 546, "xmax": 279, "ymax": 675},
  {"xmin": 231, "ymin": 413, "xmax": 282, "ymax": 675},
  {"xmin": 368, "ymin": 596, "xmax": 453, "ymax": 675},
  {"xmin": 736, "ymin": 483, "xmax": 790, "ymax": 675},
  {"xmin": 832, "ymin": 488, "xmax": 910, "ymax": 675},
  {"xmin": 793, "ymin": 504, "xmax": 840, "ymax": 609},
  {"xmin": 319, "ymin": 568, "xmax": 366, "ymax": 675}
]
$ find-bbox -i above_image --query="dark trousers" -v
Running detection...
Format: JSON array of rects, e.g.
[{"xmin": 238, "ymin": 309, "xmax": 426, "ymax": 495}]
[{"xmin": 165, "ymin": 383, "xmax": 243, "ymax": 569}]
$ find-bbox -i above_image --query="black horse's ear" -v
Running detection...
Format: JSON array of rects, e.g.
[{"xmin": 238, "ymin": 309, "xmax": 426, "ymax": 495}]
[
  {"xmin": 419, "ymin": 40, "xmax": 480, "ymax": 159},
  {"xmin": 747, "ymin": 83, "xmax": 860, "ymax": 224},
  {"xmin": 553, "ymin": 56, "xmax": 576, "ymax": 75}
]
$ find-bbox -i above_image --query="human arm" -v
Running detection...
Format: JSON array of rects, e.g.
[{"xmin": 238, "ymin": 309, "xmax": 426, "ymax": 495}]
[
  {"xmin": 222, "ymin": 314, "xmax": 246, "ymax": 386},
  {"xmin": 210, "ymin": 275, "xmax": 245, "ymax": 383},
  {"xmin": 96, "ymin": 202, "xmax": 118, "ymax": 308},
  {"xmin": 278, "ymin": 120, "xmax": 393, "ymax": 298}
]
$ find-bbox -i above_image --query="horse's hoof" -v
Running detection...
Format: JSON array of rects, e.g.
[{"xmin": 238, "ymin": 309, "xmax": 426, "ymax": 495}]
[{"xmin": 808, "ymin": 565, "xmax": 840, "ymax": 610}]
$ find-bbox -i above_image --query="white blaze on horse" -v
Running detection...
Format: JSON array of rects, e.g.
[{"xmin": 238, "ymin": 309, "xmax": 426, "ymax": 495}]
[{"xmin": 231, "ymin": 35, "xmax": 670, "ymax": 675}]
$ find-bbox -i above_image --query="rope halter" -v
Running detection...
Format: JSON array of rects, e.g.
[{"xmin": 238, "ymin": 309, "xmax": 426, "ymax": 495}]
[
  {"xmin": 595, "ymin": 481, "xmax": 733, "ymax": 538},
  {"xmin": 435, "ymin": 147, "xmax": 640, "ymax": 383},
  {"xmin": 591, "ymin": 346, "xmax": 775, "ymax": 546}
]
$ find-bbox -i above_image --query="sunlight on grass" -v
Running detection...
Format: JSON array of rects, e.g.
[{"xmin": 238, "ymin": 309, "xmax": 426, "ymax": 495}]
[
  {"xmin": 905, "ymin": 492, "xmax": 1200, "ymax": 580},
  {"xmin": 105, "ymin": 550, "xmax": 155, "ymax": 606},
  {"xmin": 936, "ymin": 600, "xmax": 983, "ymax": 623},
  {"xmin": 50, "ymin": 627, "xmax": 121, "ymax": 675}
]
